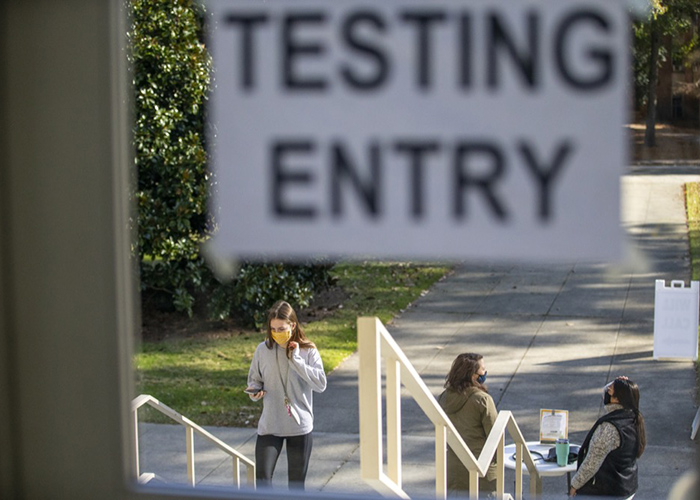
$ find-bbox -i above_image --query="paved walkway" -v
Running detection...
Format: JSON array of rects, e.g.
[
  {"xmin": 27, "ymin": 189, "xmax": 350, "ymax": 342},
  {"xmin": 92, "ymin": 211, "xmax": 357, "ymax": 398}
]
[{"xmin": 137, "ymin": 167, "xmax": 700, "ymax": 499}]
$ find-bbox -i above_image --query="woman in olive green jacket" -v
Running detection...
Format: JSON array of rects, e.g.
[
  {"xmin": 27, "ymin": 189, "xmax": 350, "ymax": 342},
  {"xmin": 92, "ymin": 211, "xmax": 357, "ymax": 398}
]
[{"xmin": 438, "ymin": 353, "xmax": 498, "ymax": 496}]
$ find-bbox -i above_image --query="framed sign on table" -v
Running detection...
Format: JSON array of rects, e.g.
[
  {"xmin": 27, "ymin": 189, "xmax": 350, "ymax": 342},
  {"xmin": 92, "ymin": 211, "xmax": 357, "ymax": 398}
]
[{"xmin": 540, "ymin": 409, "xmax": 569, "ymax": 443}]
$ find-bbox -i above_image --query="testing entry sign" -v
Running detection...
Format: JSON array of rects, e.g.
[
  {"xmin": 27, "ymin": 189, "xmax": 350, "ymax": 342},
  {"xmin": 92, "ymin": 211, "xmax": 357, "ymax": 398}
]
[{"xmin": 207, "ymin": 0, "xmax": 628, "ymax": 261}]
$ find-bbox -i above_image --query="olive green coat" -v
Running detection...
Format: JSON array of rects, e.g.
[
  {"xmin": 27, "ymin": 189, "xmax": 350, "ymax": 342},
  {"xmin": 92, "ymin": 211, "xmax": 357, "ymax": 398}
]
[{"xmin": 438, "ymin": 387, "xmax": 498, "ymax": 494}]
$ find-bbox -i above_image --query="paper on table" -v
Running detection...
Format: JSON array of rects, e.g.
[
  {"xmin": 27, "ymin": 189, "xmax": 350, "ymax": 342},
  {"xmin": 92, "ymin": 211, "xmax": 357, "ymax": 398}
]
[{"xmin": 540, "ymin": 409, "xmax": 568, "ymax": 443}]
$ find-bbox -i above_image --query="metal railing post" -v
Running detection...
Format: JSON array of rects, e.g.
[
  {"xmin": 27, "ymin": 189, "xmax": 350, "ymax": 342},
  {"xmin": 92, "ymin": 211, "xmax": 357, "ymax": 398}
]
[
  {"xmin": 233, "ymin": 457, "xmax": 240, "ymax": 488},
  {"xmin": 358, "ymin": 317, "xmax": 383, "ymax": 486},
  {"xmin": 435, "ymin": 424, "xmax": 447, "ymax": 500},
  {"xmin": 531, "ymin": 469, "xmax": 542, "ymax": 498},
  {"xmin": 386, "ymin": 355, "xmax": 402, "ymax": 488},
  {"xmin": 469, "ymin": 469, "xmax": 479, "ymax": 500},
  {"xmin": 186, "ymin": 425, "xmax": 195, "ymax": 486},
  {"xmin": 496, "ymin": 433, "xmax": 505, "ymax": 499},
  {"xmin": 133, "ymin": 408, "xmax": 140, "ymax": 479},
  {"xmin": 515, "ymin": 442, "xmax": 523, "ymax": 500}
]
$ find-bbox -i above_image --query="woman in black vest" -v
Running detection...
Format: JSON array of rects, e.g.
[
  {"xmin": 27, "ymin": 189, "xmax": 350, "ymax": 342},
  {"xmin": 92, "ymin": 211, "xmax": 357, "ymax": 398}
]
[{"xmin": 569, "ymin": 376, "xmax": 646, "ymax": 498}]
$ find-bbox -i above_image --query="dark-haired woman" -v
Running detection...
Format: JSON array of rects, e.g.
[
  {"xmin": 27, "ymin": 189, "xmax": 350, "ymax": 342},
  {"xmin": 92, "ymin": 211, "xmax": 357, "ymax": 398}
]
[
  {"xmin": 246, "ymin": 300, "xmax": 327, "ymax": 490},
  {"xmin": 569, "ymin": 376, "xmax": 646, "ymax": 499},
  {"xmin": 438, "ymin": 353, "xmax": 498, "ymax": 495}
]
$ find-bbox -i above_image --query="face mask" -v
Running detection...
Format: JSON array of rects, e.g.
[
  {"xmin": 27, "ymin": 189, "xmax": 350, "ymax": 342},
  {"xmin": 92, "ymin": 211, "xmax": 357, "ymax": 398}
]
[
  {"xmin": 476, "ymin": 371, "xmax": 487, "ymax": 384},
  {"xmin": 271, "ymin": 328, "xmax": 292, "ymax": 345},
  {"xmin": 603, "ymin": 381, "xmax": 613, "ymax": 405}
]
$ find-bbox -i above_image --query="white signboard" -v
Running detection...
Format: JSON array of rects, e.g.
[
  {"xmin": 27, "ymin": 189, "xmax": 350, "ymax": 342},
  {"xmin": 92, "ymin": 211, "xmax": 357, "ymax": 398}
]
[
  {"xmin": 653, "ymin": 280, "xmax": 699, "ymax": 361},
  {"xmin": 207, "ymin": 0, "xmax": 628, "ymax": 261}
]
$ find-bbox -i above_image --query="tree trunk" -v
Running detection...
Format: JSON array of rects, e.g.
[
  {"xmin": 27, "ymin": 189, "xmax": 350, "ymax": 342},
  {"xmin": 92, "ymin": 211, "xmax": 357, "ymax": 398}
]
[{"xmin": 644, "ymin": 17, "xmax": 660, "ymax": 147}]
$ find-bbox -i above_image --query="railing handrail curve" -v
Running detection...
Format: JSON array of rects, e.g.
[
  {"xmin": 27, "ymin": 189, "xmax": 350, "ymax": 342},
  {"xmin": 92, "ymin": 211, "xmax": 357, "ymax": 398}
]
[
  {"xmin": 359, "ymin": 316, "xmax": 541, "ymax": 500},
  {"xmin": 132, "ymin": 394, "xmax": 255, "ymax": 488}
]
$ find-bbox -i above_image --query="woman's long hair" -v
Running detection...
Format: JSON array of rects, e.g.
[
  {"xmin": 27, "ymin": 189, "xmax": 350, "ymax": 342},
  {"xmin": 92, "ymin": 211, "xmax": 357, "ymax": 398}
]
[
  {"xmin": 265, "ymin": 300, "xmax": 316, "ymax": 358},
  {"xmin": 444, "ymin": 353, "xmax": 487, "ymax": 394},
  {"xmin": 613, "ymin": 377, "xmax": 646, "ymax": 458}
]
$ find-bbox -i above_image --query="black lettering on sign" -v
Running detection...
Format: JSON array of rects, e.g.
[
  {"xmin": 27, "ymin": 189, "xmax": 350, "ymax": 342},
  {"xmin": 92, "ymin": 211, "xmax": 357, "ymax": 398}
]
[
  {"xmin": 518, "ymin": 141, "xmax": 573, "ymax": 221},
  {"xmin": 458, "ymin": 14, "xmax": 473, "ymax": 89},
  {"xmin": 225, "ymin": 13, "xmax": 269, "ymax": 90},
  {"xmin": 283, "ymin": 12, "xmax": 328, "ymax": 91},
  {"xmin": 399, "ymin": 10, "xmax": 448, "ymax": 91},
  {"xmin": 394, "ymin": 140, "xmax": 441, "ymax": 219},
  {"xmin": 270, "ymin": 137, "xmax": 575, "ymax": 222},
  {"xmin": 330, "ymin": 140, "xmax": 382, "ymax": 218},
  {"xmin": 222, "ymin": 6, "xmax": 618, "ymax": 93},
  {"xmin": 340, "ymin": 11, "xmax": 390, "ymax": 90},
  {"xmin": 555, "ymin": 11, "xmax": 613, "ymax": 90},
  {"xmin": 453, "ymin": 142, "xmax": 507, "ymax": 220},
  {"xmin": 271, "ymin": 140, "xmax": 317, "ymax": 219},
  {"xmin": 487, "ymin": 10, "xmax": 539, "ymax": 90}
]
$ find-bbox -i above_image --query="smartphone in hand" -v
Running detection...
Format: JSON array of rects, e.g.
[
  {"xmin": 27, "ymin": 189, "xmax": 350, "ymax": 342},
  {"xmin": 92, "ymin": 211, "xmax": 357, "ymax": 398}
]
[{"xmin": 244, "ymin": 387, "xmax": 260, "ymax": 394}]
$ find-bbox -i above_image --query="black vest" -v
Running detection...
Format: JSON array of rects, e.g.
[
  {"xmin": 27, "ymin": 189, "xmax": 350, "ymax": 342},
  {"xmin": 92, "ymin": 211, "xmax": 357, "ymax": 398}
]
[{"xmin": 576, "ymin": 409, "xmax": 639, "ymax": 497}]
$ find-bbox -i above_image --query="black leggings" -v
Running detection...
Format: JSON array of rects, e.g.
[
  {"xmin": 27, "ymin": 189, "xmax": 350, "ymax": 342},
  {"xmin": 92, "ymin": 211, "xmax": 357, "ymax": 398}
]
[{"xmin": 255, "ymin": 433, "xmax": 313, "ymax": 489}]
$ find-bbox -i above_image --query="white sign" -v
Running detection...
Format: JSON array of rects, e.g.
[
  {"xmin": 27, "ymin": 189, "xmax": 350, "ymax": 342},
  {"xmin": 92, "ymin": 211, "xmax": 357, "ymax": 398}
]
[
  {"xmin": 653, "ymin": 280, "xmax": 699, "ymax": 361},
  {"xmin": 540, "ymin": 408, "xmax": 569, "ymax": 443},
  {"xmin": 207, "ymin": 0, "xmax": 628, "ymax": 261}
]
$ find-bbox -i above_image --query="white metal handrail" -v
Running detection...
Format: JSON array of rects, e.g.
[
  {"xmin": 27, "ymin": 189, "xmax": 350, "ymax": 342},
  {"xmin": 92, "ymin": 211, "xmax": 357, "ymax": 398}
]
[
  {"xmin": 132, "ymin": 394, "xmax": 256, "ymax": 489},
  {"xmin": 358, "ymin": 317, "xmax": 541, "ymax": 500}
]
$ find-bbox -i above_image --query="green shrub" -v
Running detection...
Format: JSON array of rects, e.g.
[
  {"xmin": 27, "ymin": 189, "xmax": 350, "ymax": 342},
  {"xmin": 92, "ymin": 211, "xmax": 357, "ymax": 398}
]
[
  {"xmin": 230, "ymin": 262, "xmax": 334, "ymax": 328},
  {"xmin": 129, "ymin": 0, "xmax": 213, "ymax": 316},
  {"xmin": 128, "ymin": 1, "xmax": 333, "ymax": 323}
]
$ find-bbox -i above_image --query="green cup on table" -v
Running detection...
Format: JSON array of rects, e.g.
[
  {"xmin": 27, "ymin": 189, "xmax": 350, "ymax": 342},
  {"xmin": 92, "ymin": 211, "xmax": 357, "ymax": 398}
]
[{"xmin": 555, "ymin": 438, "xmax": 570, "ymax": 467}]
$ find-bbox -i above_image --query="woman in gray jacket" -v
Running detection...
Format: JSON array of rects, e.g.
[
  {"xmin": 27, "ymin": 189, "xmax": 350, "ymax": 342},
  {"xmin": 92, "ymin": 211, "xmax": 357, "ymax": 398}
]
[
  {"xmin": 438, "ymin": 352, "xmax": 498, "ymax": 496},
  {"xmin": 246, "ymin": 300, "xmax": 327, "ymax": 490}
]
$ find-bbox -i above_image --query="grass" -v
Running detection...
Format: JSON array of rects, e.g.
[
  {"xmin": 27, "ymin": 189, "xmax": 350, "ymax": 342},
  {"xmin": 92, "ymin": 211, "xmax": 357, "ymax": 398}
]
[
  {"xmin": 685, "ymin": 183, "xmax": 700, "ymax": 281},
  {"xmin": 134, "ymin": 261, "xmax": 451, "ymax": 427},
  {"xmin": 684, "ymin": 183, "xmax": 700, "ymax": 377}
]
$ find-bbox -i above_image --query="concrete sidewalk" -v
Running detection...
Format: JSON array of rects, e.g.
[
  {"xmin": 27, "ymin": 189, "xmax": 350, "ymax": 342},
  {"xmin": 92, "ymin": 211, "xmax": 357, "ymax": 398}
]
[{"xmin": 137, "ymin": 168, "xmax": 700, "ymax": 499}]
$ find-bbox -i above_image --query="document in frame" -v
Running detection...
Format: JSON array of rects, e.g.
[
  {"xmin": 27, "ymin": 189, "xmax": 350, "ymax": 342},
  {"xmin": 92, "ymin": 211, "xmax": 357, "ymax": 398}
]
[{"xmin": 540, "ymin": 409, "xmax": 569, "ymax": 443}]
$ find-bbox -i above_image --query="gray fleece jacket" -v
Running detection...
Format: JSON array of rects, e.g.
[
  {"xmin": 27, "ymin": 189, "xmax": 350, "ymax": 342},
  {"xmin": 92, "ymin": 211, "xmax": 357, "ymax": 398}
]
[{"xmin": 247, "ymin": 342, "xmax": 327, "ymax": 436}]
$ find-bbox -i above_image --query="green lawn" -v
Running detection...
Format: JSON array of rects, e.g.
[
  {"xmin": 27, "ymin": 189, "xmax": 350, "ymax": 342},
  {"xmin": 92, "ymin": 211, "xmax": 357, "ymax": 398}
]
[
  {"xmin": 685, "ymin": 183, "xmax": 700, "ymax": 281},
  {"xmin": 134, "ymin": 261, "xmax": 451, "ymax": 426},
  {"xmin": 684, "ymin": 183, "xmax": 700, "ymax": 376}
]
